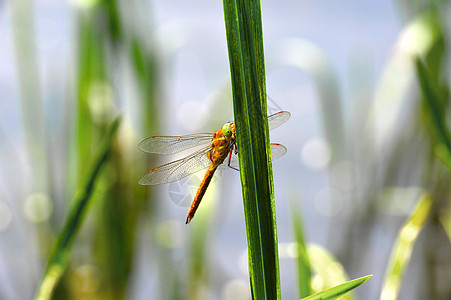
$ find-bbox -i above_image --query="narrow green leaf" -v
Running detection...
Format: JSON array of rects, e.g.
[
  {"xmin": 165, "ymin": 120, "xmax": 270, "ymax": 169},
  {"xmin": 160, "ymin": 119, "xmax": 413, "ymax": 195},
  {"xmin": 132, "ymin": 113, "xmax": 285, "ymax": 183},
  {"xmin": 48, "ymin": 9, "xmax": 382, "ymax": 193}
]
[
  {"xmin": 222, "ymin": 0, "xmax": 280, "ymax": 299},
  {"xmin": 131, "ymin": 36, "xmax": 160, "ymax": 133},
  {"xmin": 34, "ymin": 117, "xmax": 121, "ymax": 300},
  {"xmin": 301, "ymin": 275, "xmax": 372, "ymax": 300},
  {"xmin": 76, "ymin": 11, "xmax": 108, "ymax": 174},
  {"xmin": 290, "ymin": 199, "xmax": 312, "ymax": 298},
  {"xmin": 415, "ymin": 58, "xmax": 451, "ymax": 173},
  {"xmin": 435, "ymin": 144, "xmax": 451, "ymax": 172},
  {"xmin": 380, "ymin": 193, "xmax": 434, "ymax": 300}
]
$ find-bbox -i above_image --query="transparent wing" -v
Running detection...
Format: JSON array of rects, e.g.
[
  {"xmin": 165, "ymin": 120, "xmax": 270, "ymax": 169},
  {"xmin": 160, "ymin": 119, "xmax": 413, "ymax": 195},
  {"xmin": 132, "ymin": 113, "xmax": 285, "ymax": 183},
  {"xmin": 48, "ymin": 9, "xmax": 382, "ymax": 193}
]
[
  {"xmin": 139, "ymin": 146, "xmax": 212, "ymax": 185},
  {"xmin": 138, "ymin": 133, "xmax": 214, "ymax": 155},
  {"xmin": 270, "ymin": 143, "xmax": 287, "ymax": 159},
  {"xmin": 268, "ymin": 111, "xmax": 291, "ymax": 131},
  {"xmin": 227, "ymin": 143, "xmax": 287, "ymax": 170}
]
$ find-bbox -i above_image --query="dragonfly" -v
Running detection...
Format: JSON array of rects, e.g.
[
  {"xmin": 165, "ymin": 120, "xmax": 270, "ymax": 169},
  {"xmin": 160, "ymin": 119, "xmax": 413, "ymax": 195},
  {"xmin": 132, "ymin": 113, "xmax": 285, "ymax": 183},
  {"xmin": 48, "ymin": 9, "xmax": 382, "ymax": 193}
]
[{"xmin": 139, "ymin": 111, "xmax": 290, "ymax": 224}]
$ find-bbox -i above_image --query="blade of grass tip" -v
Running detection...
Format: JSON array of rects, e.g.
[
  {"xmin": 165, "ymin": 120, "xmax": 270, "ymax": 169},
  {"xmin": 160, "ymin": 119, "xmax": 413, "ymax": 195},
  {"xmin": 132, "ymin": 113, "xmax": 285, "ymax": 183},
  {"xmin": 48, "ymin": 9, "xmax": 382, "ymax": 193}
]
[
  {"xmin": 290, "ymin": 196, "xmax": 312, "ymax": 298},
  {"xmin": 380, "ymin": 193, "xmax": 433, "ymax": 300},
  {"xmin": 34, "ymin": 116, "xmax": 121, "ymax": 300},
  {"xmin": 301, "ymin": 275, "xmax": 372, "ymax": 300},
  {"xmin": 223, "ymin": 0, "xmax": 280, "ymax": 298}
]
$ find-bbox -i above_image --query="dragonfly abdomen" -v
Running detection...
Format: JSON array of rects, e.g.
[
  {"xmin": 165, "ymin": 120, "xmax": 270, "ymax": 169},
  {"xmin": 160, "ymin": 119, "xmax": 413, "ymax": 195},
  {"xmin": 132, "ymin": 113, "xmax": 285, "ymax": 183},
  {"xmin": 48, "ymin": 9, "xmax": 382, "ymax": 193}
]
[{"xmin": 185, "ymin": 164, "xmax": 218, "ymax": 224}]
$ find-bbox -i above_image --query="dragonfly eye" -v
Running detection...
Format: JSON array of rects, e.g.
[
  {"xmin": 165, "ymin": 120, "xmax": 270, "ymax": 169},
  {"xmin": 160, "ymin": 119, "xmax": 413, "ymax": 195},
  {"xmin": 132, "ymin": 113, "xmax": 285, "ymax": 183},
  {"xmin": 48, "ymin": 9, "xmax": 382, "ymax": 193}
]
[{"xmin": 222, "ymin": 123, "xmax": 232, "ymax": 138}]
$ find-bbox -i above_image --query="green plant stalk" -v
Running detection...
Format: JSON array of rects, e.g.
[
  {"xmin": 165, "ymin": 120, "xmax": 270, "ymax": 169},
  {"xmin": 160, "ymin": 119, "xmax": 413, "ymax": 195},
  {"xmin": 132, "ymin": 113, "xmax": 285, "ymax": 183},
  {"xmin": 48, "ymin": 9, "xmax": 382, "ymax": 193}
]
[
  {"xmin": 222, "ymin": 0, "xmax": 280, "ymax": 299},
  {"xmin": 290, "ymin": 200, "xmax": 312, "ymax": 298},
  {"xmin": 34, "ymin": 117, "xmax": 121, "ymax": 300},
  {"xmin": 301, "ymin": 275, "xmax": 372, "ymax": 300},
  {"xmin": 94, "ymin": 141, "xmax": 139, "ymax": 299},
  {"xmin": 415, "ymin": 58, "xmax": 451, "ymax": 172},
  {"xmin": 76, "ymin": 11, "xmax": 108, "ymax": 175},
  {"xmin": 380, "ymin": 193, "xmax": 433, "ymax": 300}
]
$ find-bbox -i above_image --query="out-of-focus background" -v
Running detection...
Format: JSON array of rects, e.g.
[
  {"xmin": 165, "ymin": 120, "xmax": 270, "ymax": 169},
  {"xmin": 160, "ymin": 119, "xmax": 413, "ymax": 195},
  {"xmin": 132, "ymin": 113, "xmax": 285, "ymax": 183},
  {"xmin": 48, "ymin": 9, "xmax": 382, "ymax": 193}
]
[{"xmin": 1, "ymin": 0, "xmax": 451, "ymax": 299}]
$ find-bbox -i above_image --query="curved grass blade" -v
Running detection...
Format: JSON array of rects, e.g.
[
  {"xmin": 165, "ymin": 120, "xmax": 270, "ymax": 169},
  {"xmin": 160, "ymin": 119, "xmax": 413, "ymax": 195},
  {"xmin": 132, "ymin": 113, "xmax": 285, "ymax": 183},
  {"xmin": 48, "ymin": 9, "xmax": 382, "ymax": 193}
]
[
  {"xmin": 301, "ymin": 275, "xmax": 372, "ymax": 300},
  {"xmin": 380, "ymin": 193, "xmax": 433, "ymax": 300},
  {"xmin": 415, "ymin": 58, "xmax": 451, "ymax": 173},
  {"xmin": 222, "ymin": 0, "xmax": 281, "ymax": 298},
  {"xmin": 367, "ymin": 12, "xmax": 443, "ymax": 154},
  {"xmin": 34, "ymin": 116, "xmax": 121, "ymax": 300}
]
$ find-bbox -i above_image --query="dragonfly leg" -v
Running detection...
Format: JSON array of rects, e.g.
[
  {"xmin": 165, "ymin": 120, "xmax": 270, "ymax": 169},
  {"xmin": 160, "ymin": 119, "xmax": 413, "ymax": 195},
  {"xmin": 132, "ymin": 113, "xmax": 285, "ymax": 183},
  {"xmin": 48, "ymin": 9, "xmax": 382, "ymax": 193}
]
[{"xmin": 228, "ymin": 147, "xmax": 239, "ymax": 171}]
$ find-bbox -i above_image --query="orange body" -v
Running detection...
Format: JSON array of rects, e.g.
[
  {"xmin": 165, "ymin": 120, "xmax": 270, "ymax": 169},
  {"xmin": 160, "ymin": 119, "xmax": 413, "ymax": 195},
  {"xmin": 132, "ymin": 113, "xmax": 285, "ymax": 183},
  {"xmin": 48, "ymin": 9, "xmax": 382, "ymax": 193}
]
[{"xmin": 185, "ymin": 123, "xmax": 236, "ymax": 223}]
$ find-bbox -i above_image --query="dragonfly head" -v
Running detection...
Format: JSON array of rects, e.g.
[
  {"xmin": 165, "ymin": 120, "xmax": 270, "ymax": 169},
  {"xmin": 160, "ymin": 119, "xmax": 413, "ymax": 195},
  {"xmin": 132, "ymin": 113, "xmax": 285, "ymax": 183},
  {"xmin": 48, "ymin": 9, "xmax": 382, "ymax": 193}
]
[{"xmin": 222, "ymin": 122, "xmax": 234, "ymax": 138}]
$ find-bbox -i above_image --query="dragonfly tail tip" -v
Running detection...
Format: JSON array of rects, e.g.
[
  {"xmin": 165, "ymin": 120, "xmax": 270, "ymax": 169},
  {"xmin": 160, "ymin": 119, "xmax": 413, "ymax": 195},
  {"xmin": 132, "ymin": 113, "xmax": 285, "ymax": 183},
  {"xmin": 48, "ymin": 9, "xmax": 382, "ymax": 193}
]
[{"xmin": 185, "ymin": 215, "xmax": 192, "ymax": 224}]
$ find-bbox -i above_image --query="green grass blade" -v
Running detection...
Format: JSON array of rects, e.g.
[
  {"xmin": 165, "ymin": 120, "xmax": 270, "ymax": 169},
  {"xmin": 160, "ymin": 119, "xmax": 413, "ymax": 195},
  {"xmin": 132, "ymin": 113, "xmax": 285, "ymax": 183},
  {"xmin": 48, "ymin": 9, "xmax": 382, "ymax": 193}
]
[
  {"xmin": 380, "ymin": 193, "xmax": 434, "ymax": 300},
  {"xmin": 34, "ymin": 117, "xmax": 121, "ymax": 300},
  {"xmin": 290, "ymin": 199, "xmax": 312, "ymax": 298},
  {"xmin": 222, "ymin": 0, "xmax": 280, "ymax": 299},
  {"xmin": 301, "ymin": 275, "xmax": 372, "ymax": 300},
  {"xmin": 130, "ymin": 37, "xmax": 160, "ymax": 133},
  {"xmin": 76, "ymin": 12, "xmax": 108, "ymax": 174},
  {"xmin": 415, "ymin": 58, "xmax": 451, "ymax": 172}
]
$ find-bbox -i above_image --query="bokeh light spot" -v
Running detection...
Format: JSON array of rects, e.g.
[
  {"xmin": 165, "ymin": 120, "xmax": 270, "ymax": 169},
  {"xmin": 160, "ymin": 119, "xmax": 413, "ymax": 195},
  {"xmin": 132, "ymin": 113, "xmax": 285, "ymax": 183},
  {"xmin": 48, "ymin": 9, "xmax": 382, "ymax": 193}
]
[
  {"xmin": 71, "ymin": 0, "xmax": 100, "ymax": 8},
  {"xmin": 311, "ymin": 274, "xmax": 325, "ymax": 292},
  {"xmin": 70, "ymin": 264, "xmax": 101, "ymax": 295},
  {"xmin": 222, "ymin": 279, "xmax": 251, "ymax": 300},
  {"xmin": 23, "ymin": 193, "xmax": 53, "ymax": 223},
  {"xmin": 300, "ymin": 137, "xmax": 331, "ymax": 170},
  {"xmin": 286, "ymin": 242, "xmax": 298, "ymax": 258},
  {"xmin": 87, "ymin": 82, "xmax": 115, "ymax": 123}
]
